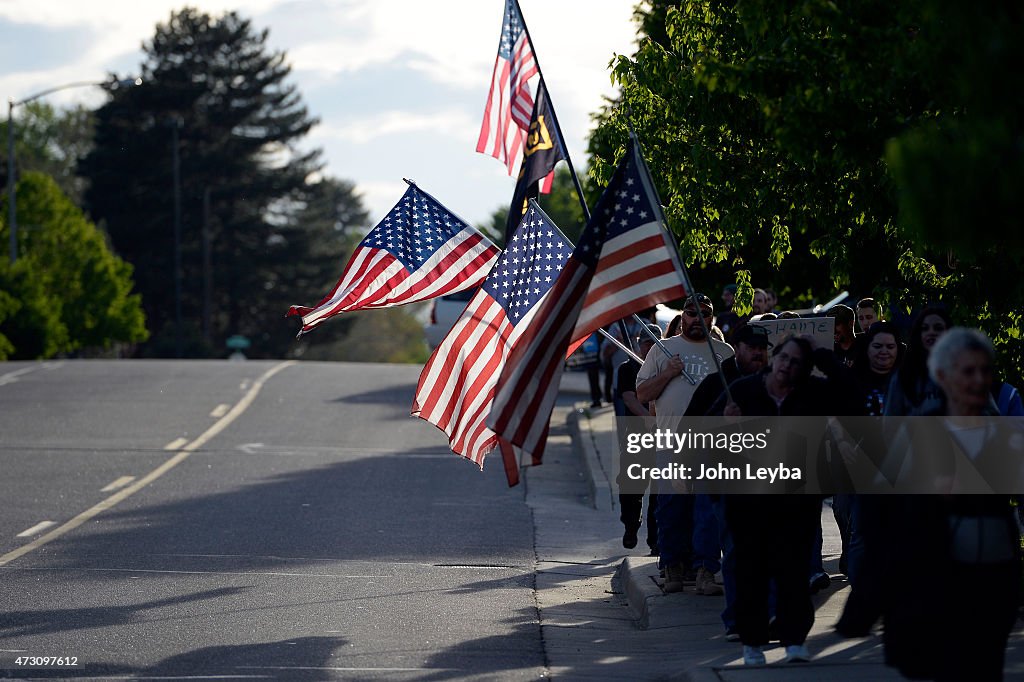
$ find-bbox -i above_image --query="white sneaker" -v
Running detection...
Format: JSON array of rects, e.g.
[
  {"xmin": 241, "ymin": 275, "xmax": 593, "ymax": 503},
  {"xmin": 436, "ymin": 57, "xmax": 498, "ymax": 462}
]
[
  {"xmin": 743, "ymin": 645, "xmax": 766, "ymax": 665},
  {"xmin": 783, "ymin": 644, "xmax": 811, "ymax": 663}
]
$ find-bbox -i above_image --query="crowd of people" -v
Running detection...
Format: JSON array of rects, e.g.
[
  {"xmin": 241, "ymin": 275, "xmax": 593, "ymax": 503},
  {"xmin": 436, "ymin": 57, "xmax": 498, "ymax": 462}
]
[{"xmin": 602, "ymin": 288, "xmax": 1022, "ymax": 679}]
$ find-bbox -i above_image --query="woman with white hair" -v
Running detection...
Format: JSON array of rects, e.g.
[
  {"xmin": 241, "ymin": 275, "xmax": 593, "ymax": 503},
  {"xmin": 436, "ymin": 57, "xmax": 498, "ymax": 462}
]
[{"xmin": 882, "ymin": 328, "xmax": 1021, "ymax": 682}]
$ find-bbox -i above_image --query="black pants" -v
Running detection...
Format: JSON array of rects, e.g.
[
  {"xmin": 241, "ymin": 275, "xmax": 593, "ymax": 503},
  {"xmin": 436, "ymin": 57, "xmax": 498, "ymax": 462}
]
[
  {"xmin": 725, "ymin": 495, "xmax": 819, "ymax": 647},
  {"xmin": 619, "ymin": 493, "xmax": 659, "ymax": 550},
  {"xmin": 585, "ymin": 363, "xmax": 601, "ymax": 405}
]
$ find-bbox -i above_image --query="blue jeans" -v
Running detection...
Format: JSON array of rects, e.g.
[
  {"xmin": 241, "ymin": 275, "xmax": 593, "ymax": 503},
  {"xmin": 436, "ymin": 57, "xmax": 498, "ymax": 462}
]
[
  {"xmin": 692, "ymin": 493, "xmax": 721, "ymax": 573},
  {"xmin": 712, "ymin": 497, "xmax": 737, "ymax": 630},
  {"xmin": 835, "ymin": 494, "xmax": 863, "ymax": 585},
  {"xmin": 811, "ymin": 513, "xmax": 825, "ymax": 576},
  {"xmin": 654, "ymin": 491, "xmax": 693, "ymax": 569},
  {"xmin": 654, "ymin": 450, "xmax": 693, "ymax": 569}
]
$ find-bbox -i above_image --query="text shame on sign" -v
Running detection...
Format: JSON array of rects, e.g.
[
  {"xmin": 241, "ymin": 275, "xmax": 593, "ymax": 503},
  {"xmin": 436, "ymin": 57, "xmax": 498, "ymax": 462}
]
[{"xmin": 748, "ymin": 316, "xmax": 835, "ymax": 349}]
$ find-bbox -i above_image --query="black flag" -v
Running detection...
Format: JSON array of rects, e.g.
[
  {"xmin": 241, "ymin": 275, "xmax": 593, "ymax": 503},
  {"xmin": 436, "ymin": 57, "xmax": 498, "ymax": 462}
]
[{"xmin": 504, "ymin": 80, "xmax": 565, "ymax": 241}]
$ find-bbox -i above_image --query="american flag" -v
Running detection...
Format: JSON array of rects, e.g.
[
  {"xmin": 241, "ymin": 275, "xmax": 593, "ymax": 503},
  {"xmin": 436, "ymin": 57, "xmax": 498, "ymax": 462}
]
[
  {"xmin": 476, "ymin": 0, "xmax": 539, "ymax": 176},
  {"xmin": 412, "ymin": 201, "xmax": 572, "ymax": 482},
  {"xmin": 488, "ymin": 139, "xmax": 688, "ymax": 459},
  {"xmin": 287, "ymin": 181, "xmax": 500, "ymax": 336}
]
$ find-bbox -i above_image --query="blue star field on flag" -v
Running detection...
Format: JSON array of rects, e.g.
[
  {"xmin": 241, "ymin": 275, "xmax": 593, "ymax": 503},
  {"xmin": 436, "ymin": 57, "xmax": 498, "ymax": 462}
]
[
  {"xmin": 573, "ymin": 155, "xmax": 652, "ymax": 268},
  {"xmin": 482, "ymin": 204, "xmax": 573, "ymax": 325},
  {"xmin": 497, "ymin": 0, "xmax": 526, "ymax": 61},
  {"xmin": 363, "ymin": 184, "xmax": 471, "ymax": 271}
]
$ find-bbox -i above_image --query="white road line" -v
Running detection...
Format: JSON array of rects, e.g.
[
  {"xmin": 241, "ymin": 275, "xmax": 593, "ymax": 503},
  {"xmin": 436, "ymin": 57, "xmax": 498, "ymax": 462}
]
[
  {"xmin": 17, "ymin": 521, "xmax": 56, "ymax": 537},
  {"xmin": 0, "ymin": 367, "xmax": 35, "ymax": 386},
  {"xmin": 0, "ymin": 360, "xmax": 297, "ymax": 568},
  {"xmin": 163, "ymin": 437, "xmax": 189, "ymax": 451},
  {"xmin": 100, "ymin": 476, "xmax": 136, "ymax": 493},
  {"xmin": 209, "ymin": 403, "xmax": 231, "ymax": 418}
]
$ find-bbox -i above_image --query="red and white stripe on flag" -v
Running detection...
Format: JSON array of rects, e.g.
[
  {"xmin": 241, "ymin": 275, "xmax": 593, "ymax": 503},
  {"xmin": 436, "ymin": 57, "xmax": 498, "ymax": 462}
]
[
  {"xmin": 287, "ymin": 182, "xmax": 500, "ymax": 336},
  {"xmin": 476, "ymin": 0, "xmax": 539, "ymax": 175},
  {"xmin": 488, "ymin": 141, "xmax": 688, "ymax": 461},
  {"xmin": 412, "ymin": 202, "xmax": 572, "ymax": 485}
]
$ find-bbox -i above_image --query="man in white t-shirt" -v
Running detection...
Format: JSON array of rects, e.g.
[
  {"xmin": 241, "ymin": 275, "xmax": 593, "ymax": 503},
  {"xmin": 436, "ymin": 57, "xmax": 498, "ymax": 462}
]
[
  {"xmin": 636, "ymin": 294, "xmax": 734, "ymax": 430},
  {"xmin": 635, "ymin": 292, "xmax": 734, "ymax": 594}
]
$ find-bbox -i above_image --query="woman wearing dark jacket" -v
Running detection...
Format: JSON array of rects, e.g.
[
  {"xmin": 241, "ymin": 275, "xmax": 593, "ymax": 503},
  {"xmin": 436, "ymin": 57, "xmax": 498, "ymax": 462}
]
[
  {"xmin": 834, "ymin": 321, "xmax": 905, "ymax": 636},
  {"xmin": 884, "ymin": 307, "xmax": 951, "ymax": 417},
  {"xmin": 881, "ymin": 328, "xmax": 1021, "ymax": 681},
  {"xmin": 718, "ymin": 336, "xmax": 858, "ymax": 665}
]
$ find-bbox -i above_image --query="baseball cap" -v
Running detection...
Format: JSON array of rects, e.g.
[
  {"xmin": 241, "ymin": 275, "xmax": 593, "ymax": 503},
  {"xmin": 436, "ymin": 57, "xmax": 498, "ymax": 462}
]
[
  {"xmin": 684, "ymin": 292, "xmax": 714, "ymax": 311},
  {"xmin": 637, "ymin": 323, "xmax": 663, "ymax": 343},
  {"xmin": 734, "ymin": 324, "xmax": 773, "ymax": 348}
]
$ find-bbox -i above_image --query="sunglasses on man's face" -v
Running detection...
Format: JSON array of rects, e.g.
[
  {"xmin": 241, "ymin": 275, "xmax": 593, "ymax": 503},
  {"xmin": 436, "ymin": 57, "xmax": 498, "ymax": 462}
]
[{"xmin": 683, "ymin": 309, "xmax": 713, "ymax": 318}]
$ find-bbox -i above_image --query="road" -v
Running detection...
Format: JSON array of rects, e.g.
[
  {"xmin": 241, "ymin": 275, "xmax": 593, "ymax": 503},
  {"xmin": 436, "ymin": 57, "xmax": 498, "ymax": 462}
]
[{"xmin": 0, "ymin": 360, "xmax": 551, "ymax": 680}]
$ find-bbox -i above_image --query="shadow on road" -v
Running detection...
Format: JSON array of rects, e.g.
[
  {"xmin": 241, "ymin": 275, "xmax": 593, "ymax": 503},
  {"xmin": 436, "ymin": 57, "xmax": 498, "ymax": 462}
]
[{"xmin": 0, "ymin": 587, "xmax": 247, "ymax": 638}]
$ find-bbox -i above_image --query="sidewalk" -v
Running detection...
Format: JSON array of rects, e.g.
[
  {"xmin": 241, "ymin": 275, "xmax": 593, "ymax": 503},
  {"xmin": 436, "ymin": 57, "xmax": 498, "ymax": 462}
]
[{"xmin": 535, "ymin": 379, "xmax": 1024, "ymax": 680}]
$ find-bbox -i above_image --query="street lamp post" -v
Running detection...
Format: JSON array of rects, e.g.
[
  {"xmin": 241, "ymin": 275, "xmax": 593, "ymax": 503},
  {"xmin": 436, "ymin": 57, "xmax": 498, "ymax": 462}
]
[
  {"xmin": 6, "ymin": 78, "xmax": 141, "ymax": 264},
  {"xmin": 170, "ymin": 117, "xmax": 184, "ymax": 359}
]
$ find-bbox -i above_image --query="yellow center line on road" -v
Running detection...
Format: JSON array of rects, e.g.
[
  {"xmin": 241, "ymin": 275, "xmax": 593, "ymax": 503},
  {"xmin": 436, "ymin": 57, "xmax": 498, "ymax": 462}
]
[
  {"xmin": 0, "ymin": 360, "xmax": 297, "ymax": 567},
  {"xmin": 100, "ymin": 476, "xmax": 136, "ymax": 492},
  {"xmin": 16, "ymin": 521, "xmax": 56, "ymax": 537}
]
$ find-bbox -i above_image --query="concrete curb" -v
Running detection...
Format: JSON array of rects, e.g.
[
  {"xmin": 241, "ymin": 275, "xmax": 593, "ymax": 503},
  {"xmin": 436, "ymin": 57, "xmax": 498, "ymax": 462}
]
[
  {"xmin": 567, "ymin": 404, "xmax": 615, "ymax": 512},
  {"xmin": 613, "ymin": 556, "xmax": 720, "ymax": 631}
]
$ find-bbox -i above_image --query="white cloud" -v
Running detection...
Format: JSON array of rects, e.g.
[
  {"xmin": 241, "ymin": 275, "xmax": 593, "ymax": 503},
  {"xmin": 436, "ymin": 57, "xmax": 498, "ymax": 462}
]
[
  {"xmin": 317, "ymin": 108, "xmax": 478, "ymax": 145},
  {"xmin": 0, "ymin": 0, "xmax": 640, "ymax": 224}
]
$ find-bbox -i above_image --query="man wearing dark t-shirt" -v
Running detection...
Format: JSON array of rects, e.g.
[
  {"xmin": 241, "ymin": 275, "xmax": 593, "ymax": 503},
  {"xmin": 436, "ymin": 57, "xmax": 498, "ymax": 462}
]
[{"xmin": 615, "ymin": 324, "xmax": 662, "ymax": 554}]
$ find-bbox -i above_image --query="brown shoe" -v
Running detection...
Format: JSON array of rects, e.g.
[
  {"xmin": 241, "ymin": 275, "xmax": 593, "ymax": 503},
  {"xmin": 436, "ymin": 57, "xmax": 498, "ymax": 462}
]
[
  {"xmin": 696, "ymin": 566, "xmax": 724, "ymax": 596},
  {"xmin": 663, "ymin": 562, "xmax": 686, "ymax": 593}
]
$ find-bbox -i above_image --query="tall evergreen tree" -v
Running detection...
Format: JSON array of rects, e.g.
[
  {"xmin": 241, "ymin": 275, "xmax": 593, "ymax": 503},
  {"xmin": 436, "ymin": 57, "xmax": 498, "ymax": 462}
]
[{"xmin": 80, "ymin": 8, "xmax": 364, "ymax": 358}]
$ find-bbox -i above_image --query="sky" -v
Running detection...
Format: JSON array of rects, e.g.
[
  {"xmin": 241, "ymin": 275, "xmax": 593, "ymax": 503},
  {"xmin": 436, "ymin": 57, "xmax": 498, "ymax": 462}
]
[{"xmin": 0, "ymin": 0, "xmax": 641, "ymax": 228}]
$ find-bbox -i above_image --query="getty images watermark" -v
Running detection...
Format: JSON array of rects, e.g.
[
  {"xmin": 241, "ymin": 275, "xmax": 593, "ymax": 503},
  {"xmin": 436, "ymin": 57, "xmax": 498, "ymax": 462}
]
[
  {"xmin": 623, "ymin": 428, "xmax": 801, "ymax": 484},
  {"xmin": 612, "ymin": 416, "xmax": 1024, "ymax": 495}
]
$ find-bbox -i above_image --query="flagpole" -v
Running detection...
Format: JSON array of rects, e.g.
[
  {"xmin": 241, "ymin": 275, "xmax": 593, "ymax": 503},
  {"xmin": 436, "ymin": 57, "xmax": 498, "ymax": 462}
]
[
  {"xmin": 513, "ymin": 4, "xmax": 679, "ymax": 381},
  {"xmin": 512, "ymin": 1, "xmax": 655, "ymax": 371},
  {"xmin": 621, "ymin": 117, "xmax": 734, "ymax": 402},
  {"xmin": 512, "ymin": 0, "xmax": 589, "ymax": 223}
]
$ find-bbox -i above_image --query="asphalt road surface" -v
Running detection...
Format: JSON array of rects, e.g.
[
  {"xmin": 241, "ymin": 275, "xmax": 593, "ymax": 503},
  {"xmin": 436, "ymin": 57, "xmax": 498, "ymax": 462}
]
[{"xmin": 0, "ymin": 360, "xmax": 548, "ymax": 680}]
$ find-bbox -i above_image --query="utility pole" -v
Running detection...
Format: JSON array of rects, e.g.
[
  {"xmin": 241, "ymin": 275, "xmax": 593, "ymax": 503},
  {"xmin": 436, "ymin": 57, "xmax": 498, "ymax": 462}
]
[{"xmin": 171, "ymin": 117, "xmax": 183, "ymax": 359}]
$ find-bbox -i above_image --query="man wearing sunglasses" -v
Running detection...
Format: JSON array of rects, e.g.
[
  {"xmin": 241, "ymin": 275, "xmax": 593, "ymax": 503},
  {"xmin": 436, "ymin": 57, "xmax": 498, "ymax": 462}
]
[
  {"xmin": 636, "ymin": 294, "xmax": 733, "ymax": 426},
  {"xmin": 635, "ymin": 293, "xmax": 734, "ymax": 594}
]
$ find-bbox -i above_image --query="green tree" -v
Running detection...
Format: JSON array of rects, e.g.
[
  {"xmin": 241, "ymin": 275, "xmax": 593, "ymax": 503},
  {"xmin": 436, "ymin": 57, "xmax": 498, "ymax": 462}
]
[
  {"xmin": 80, "ymin": 7, "xmax": 364, "ymax": 358},
  {"xmin": 884, "ymin": 1, "xmax": 1024, "ymax": 383},
  {"xmin": 593, "ymin": 0, "xmax": 1023, "ymax": 382},
  {"xmin": 0, "ymin": 172, "xmax": 147, "ymax": 358},
  {"xmin": 1, "ymin": 102, "xmax": 96, "ymax": 206},
  {"xmin": 485, "ymin": 165, "xmax": 589, "ymax": 247}
]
